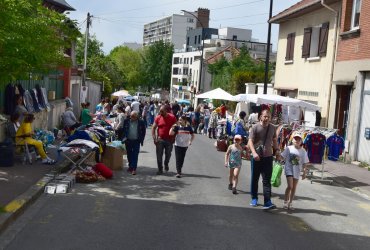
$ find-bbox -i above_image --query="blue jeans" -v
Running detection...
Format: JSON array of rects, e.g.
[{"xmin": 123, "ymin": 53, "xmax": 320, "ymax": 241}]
[
  {"xmin": 250, "ymin": 156, "xmax": 273, "ymax": 203},
  {"xmin": 156, "ymin": 139, "xmax": 173, "ymax": 170},
  {"xmin": 125, "ymin": 139, "xmax": 141, "ymax": 170},
  {"xmin": 203, "ymin": 116, "xmax": 210, "ymax": 134}
]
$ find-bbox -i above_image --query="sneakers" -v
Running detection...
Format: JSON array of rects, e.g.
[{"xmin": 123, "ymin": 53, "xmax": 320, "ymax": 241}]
[
  {"xmin": 164, "ymin": 166, "xmax": 169, "ymax": 172},
  {"xmin": 262, "ymin": 201, "xmax": 276, "ymax": 210},
  {"xmin": 156, "ymin": 170, "xmax": 163, "ymax": 175},
  {"xmin": 175, "ymin": 173, "xmax": 181, "ymax": 178},
  {"xmin": 228, "ymin": 184, "xmax": 232, "ymax": 190},
  {"xmin": 232, "ymin": 187, "xmax": 238, "ymax": 195},
  {"xmin": 127, "ymin": 167, "xmax": 133, "ymax": 173},
  {"xmin": 132, "ymin": 170, "xmax": 136, "ymax": 175},
  {"xmin": 250, "ymin": 199, "xmax": 258, "ymax": 207}
]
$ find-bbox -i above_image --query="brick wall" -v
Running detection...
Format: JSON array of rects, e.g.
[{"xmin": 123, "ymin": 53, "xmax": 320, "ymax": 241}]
[{"xmin": 337, "ymin": 0, "xmax": 370, "ymax": 61}]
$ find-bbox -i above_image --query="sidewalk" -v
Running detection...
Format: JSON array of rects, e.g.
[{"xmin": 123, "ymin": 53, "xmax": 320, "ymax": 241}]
[{"xmin": 0, "ymin": 149, "xmax": 71, "ymax": 234}]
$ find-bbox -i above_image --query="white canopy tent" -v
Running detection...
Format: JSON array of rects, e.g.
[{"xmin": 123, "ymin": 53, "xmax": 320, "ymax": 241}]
[
  {"xmin": 233, "ymin": 94, "xmax": 321, "ymax": 111},
  {"xmin": 195, "ymin": 88, "xmax": 234, "ymax": 101}
]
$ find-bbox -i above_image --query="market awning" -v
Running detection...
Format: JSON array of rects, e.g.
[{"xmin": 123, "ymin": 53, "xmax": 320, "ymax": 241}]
[
  {"xmin": 232, "ymin": 94, "xmax": 321, "ymax": 111},
  {"xmin": 195, "ymin": 88, "xmax": 234, "ymax": 101},
  {"xmin": 111, "ymin": 90, "xmax": 130, "ymax": 97}
]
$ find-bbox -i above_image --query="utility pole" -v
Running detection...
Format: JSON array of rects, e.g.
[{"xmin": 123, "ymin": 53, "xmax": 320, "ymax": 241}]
[
  {"xmin": 263, "ymin": 0, "xmax": 273, "ymax": 94},
  {"xmin": 83, "ymin": 12, "xmax": 92, "ymax": 85}
]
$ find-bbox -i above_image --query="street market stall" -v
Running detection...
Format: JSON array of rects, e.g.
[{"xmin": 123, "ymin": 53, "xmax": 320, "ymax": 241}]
[{"xmin": 196, "ymin": 88, "xmax": 234, "ymax": 101}]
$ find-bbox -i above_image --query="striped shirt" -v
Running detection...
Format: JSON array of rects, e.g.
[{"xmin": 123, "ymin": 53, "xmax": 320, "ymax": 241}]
[{"xmin": 173, "ymin": 125, "xmax": 193, "ymax": 147}]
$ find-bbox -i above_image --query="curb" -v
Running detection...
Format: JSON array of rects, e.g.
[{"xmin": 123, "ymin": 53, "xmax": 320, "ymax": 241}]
[{"xmin": 0, "ymin": 159, "xmax": 72, "ymax": 235}]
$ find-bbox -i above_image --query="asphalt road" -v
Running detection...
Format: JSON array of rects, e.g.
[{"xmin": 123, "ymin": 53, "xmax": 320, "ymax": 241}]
[{"xmin": 1, "ymin": 130, "xmax": 370, "ymax": 249}]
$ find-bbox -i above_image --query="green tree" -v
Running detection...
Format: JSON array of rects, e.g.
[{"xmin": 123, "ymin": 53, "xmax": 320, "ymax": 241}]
[
  {"xmin": 109, "ymin": 46, "xmax": 144, "ymax": 91},
  {"xmin": 141, "ymin": 41, "xmax": 174, "ymax": 91},
  {"xmin": 207, "ymin": 47, "xmax": 268, "ymax": 95},
  {"xmin": 0, "ymin": 0, "xmax": 79, "ymax": 83},
  {"xmin": 75, "ymin": 34, "xmax": 124, "ymax": 96}
]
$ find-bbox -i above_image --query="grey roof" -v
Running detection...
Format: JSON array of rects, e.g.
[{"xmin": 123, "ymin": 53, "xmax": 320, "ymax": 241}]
[{"xmin": 44, "ymin": 0, "xmax": 75, "ymax": 11}]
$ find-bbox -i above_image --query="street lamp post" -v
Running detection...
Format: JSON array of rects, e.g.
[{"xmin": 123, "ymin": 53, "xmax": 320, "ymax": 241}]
[
  {"xmin": 263, "ymin": 0, "xmax": 273, "ymax": 94},
  {"xmin": 182, "ymin": 10, "xmax": 205, "ymax": 106}
]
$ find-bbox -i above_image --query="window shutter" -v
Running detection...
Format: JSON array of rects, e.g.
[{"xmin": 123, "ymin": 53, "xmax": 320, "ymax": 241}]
[
  {"xmin": 319, "ymin": 22, "xmax": 329, "ymax": 57},
  {"xmin": 302, "ymin": 27, "xmax": 312, "ymax": 58},
  {"xmin": 290, "ymin": 33, "xmax": 295, "ymax": 60},
  {"xmin": 285, "ymin": 33, "xmax": 296, "ymax": 61},
  {"xmin": 285, "ymin": 34, "xmax": 292, "ymax": 60}
]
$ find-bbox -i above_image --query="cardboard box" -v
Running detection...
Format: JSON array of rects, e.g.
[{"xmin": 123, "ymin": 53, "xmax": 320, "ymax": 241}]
[{"xmin": 102, "ymin": 145, "xmax": 126, "ymax": 170}]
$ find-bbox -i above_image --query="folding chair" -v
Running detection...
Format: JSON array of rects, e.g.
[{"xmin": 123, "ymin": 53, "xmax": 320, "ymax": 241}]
[{"xmin": 58, "ymin": 139, "xmax": 99, "ymax": 172}]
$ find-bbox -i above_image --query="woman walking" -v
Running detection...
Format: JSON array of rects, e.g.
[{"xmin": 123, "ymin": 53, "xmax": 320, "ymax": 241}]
[
  {"xmin": 169, "ymin": 115, "xmax": 194, "ymax": 178},
  {"xmin": 225, "ymin": 134, "xmax": 243, "ymax": 194}
]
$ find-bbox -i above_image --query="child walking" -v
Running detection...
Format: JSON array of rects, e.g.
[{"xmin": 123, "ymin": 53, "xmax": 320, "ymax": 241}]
[
  {"xmin": 225, "ymin": 134, "xmax": 243, "ymax": 194},
  {"xmin": 280, "ymin": 132, "xmax": 309, "ymax": 210}
]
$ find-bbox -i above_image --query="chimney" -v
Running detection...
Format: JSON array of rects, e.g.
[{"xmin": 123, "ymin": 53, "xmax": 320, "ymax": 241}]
[{"xmin": 196, "ymin": 8, "xmax": 210, "ymax": 28}]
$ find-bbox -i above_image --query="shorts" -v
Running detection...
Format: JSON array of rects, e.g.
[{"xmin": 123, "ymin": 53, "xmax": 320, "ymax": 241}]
[
  {"xmin": 284, "ymin": 165, "xmax": 301, "ymax": 179},
  {"xmin": 228, "ymin": 165, "xmax": 241, "ymax": 169}
]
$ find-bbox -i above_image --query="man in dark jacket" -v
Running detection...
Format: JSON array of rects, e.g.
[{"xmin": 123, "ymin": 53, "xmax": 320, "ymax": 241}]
[{"xmin": 122, "ymin": 111, "xmax": 146, "ymax": 175}]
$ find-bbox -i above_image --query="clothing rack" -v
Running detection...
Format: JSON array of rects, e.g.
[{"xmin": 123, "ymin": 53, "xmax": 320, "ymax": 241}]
[{"xmin": 295, "ymin": 125, "xmax": 337, "ymax": 185}]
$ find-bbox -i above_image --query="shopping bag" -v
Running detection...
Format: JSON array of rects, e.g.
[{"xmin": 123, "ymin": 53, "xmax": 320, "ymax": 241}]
[{"xmin": 271, "ymin": 161, "xmax": 283, "ymax": 187}]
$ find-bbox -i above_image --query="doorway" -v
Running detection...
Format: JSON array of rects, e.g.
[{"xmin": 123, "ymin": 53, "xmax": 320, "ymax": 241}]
[{"xmin": 334, "ymin": 85, "xmax": 352, "ymax": 138}]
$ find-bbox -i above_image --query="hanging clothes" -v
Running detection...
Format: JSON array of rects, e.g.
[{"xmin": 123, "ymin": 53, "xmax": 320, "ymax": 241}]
[
  {"xmin": 4, "ymin": 84, "xmax": 16, "ymax": 115},
  {"xmin": 35, "ymin": 84, "xmax": 46, "ymax": 109},
  {"xmin": 30, "ymin": 89, "xmax": 42, "ymax": 112},
  {"xmin": 326, "ymin": 134, "xmax": 345, "ymax": 161},
  {"xmin": 23, "ymin": 90, "xmax": 35, "ymax": 113},
  {"xmin": 304, "ymin": 133, "xmax": 326, "ymax": 164}
]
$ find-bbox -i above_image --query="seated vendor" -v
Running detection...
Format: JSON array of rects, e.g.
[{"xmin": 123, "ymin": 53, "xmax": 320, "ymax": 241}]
[
  {"xmin": 62, "ymin": 106, "xmax": 81, "ymax": 133},
  {"xmin": 16, "ymin": 113, "xmax": 56, "ymax": 165}
]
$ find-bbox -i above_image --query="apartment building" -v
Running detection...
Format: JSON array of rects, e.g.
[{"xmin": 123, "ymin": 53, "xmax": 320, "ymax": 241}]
[{"xmin": 143, "ymin": 8, "xmax": 210, "ymax": 50}]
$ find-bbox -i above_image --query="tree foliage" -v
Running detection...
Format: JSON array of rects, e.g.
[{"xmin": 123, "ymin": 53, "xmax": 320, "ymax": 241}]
[
  {"xmin": 76, "ymin": 34, "xmax": 124, "ymax": 96},
  {"xmin": 0, "ymin": 0, "xmax": 79, "ymax": 83},
  {"xmin": 141, "ymin": 41, "xmax": 174, "ymax": 91},
  {"xmin": 208, "ymin": 47, "xmax": 269, "ymax": 95},
  {"xmin": 109, "ymin": 46, "xmax": 144, "ymax": 91}
]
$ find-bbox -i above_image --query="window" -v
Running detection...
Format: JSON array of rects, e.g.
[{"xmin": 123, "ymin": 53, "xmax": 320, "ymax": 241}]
[
  {"xmin": 187, "ymin": 18, "xmax": 194, "ymax": 23},
  {"xmin": 194, "ymin": 36, "xmax": 197, "ymax": 44},
  {"xmin": 173, "ymin": 57, "xmax": 179, "ymax": 64},
  {"xmin": 302, "ymin": 22, "xmax": 329, "ymax": 58},
  {"xmin": 190, "ymin": 58, "xmax": 193, "ymax": 64},
  {"xmin": 187, "ymin": 37, "xmax": 189, "ymax": 46},
  {"xmin": 285, "ymin": 32, "xmax": 295, "ymax": 61},
  {"xmin": 232, "ymin": 35, "xmax": 237, "ymax": 41},
  {"xmin": 173, "ymin": 68, "xmax": 179, "ymax": 75},
  {"xmin": 351, "ymin": 0, "xmax": 361, "ymax": 29},
  {"xmin": 198, "ymin": 35, "xmax": 201, "ymax": 44}
]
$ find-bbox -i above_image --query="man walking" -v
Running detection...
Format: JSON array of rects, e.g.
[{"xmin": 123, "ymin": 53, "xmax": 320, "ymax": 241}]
[
  {"xmin": 152, "ymin": 106, "xmax": 177, "ymax": 175},
  {"xmin": 248, "ymin": 109, "xmax": 280, "ymax": 209},
  {"xmin": 122, "ymin": 111, "xmax": 146, "ymax": 175}
]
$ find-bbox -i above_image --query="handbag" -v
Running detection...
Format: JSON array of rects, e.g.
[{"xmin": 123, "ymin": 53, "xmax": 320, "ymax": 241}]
[
  {"xmin": 271, "ymin": 161, "xmax": 283, "ymax": 187},
  {"xmin": 255, "ymin": 124, "xmax": 270, "ymax": 158}
]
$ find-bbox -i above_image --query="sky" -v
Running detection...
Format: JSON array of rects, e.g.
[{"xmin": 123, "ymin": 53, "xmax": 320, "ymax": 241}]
[{"xmin": 66, "ymin": 0, "xmax": 299, "ymax": 54}]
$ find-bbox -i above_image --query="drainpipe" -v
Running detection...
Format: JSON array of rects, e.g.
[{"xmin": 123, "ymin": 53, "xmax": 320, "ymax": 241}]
[{"xmin": 321, "ymin": 0, "xmax": 339, "ymax": 127}]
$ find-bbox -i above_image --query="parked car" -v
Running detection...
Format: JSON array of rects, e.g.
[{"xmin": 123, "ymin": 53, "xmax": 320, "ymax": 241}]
[{"xmin": 122, "ymin": 95, "xmax": 136, "ymax": 102}]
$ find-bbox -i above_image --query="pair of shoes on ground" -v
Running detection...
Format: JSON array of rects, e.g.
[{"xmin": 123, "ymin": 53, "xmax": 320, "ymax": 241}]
[
  {"xmin": 249, "ymin": 199, "xmax": 276, "ymax": 209},
  {"xmin": 176, "ymin": 173, "xmax": 181, "ymax": 178},
  {"xmin": 283, "ymin": 201, "xmax": 294, "ymax": 210},
  {"xmin": 42, "ymin": 158, "xmax": 56, "ymax": 165}
]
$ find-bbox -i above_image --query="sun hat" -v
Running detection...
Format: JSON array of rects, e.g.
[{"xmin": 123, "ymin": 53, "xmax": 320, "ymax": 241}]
[
  {"xmin": 292, "ymin": 131, "xmax": 302, "ymax": 139},
  {"xmin": 234, "ymin": 134, "xmax": 242, "ymax": 140}
]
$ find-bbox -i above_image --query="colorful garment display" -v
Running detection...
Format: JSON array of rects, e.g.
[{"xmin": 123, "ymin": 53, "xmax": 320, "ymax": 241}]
[
  {"xmin": 303, "ymin": 133, "xmax": 326, "ymax": 164},
  {"xmin": 326, "ymin": 134, "xmax": 345, "ymax": 161}
]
